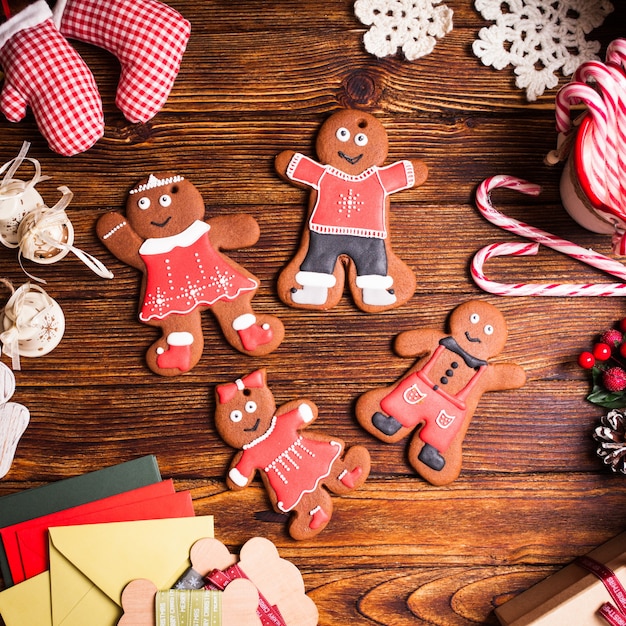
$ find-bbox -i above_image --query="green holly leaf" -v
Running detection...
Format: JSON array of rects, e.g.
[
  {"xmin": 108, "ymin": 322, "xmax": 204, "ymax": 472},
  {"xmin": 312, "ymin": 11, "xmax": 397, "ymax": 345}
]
[{"xmin": 586, "ymin": 367, "xmax": 626, "ymax": 408}]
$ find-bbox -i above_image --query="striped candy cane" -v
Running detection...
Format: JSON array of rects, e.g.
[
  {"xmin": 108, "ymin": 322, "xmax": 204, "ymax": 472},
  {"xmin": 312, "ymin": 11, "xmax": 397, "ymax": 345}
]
[
  {"xmin": 606, "ymin": 38, "xmax": 626, "ymax": 73},
  {"xmin": 471, "ymin": 175, "xmax": 626, "ymax": 296},
  {"xmin": 574, "ymin": 60, "xmax": 626, "ymax": 214}
]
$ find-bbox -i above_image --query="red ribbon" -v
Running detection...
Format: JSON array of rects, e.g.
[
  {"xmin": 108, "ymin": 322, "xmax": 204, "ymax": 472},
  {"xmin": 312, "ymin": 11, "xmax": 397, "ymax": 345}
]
[
  {"xmin": 204, "ymin": 563, "xmax": 287, "ymax": 626},
  {"xmin": 216, "ymin": 370, "xmax": 264, "ymax": 404},
  {"xmin": 1, "ymin": 0, "xmax": 10, "ymax": 20},
  {"xmin": 576, "ymin": 555, "xmax": 626, "ymax": 625}
]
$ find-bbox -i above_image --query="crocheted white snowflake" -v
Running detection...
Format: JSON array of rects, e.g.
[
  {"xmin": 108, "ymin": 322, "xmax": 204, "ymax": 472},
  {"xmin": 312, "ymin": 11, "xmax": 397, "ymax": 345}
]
[
  {"xmin": 472, "ymin": 0, "xmax": 614, "ymax": 101},
  {"xmin": 354, "ymin": 0, "xmax": 453, "ymax": 61}
]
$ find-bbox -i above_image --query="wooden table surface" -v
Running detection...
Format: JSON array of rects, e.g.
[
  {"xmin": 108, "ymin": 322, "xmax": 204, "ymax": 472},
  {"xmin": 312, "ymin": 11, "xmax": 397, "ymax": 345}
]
[{"xmin": 1, "ymin": 1, "xmax": 626, "ymax": 624}]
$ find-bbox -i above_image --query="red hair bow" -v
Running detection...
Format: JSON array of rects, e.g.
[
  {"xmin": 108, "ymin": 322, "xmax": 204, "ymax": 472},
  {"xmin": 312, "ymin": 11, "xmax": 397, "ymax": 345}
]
[{"xmin": 216, "ymin": 370, "xmax": 264, "ymax": 404}]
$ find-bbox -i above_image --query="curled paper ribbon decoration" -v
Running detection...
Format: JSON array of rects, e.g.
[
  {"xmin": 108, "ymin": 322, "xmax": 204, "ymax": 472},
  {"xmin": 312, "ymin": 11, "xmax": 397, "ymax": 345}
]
[
  {"xmin": 15, "ymin": 185, "xmax": 113, "ymax": 283},
  {"xmin": 0, "ymin": 280, "xmax": 65, "ymax": 370},
  {"xmin": 576, "ymin": 556, "xmax": 626, "ymax": 626},
  {"xmin": 471, "ymin": 175, "xmax": 626, "ymax": 296},
  {"xmin": 0, "ymin": 142, "xmax": 50, "ymax": 248}
]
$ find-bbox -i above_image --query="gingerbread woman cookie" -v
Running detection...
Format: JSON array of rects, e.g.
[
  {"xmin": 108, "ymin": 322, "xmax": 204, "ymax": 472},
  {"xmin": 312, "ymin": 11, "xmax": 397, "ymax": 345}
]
[
  {"xmin": 96, "ymin": 174, "xmax": 284, "ymax": 376},
  {"xmin": 275, "ymin": 108, "xmax": 428, "ymax": 312},
  {"xmin": 355, "ymin": 300, "xmax": 526, "ymax": 485},
  {"xmin": 214, "ymin": 369, "xmax": 371, "ymax": 540}
]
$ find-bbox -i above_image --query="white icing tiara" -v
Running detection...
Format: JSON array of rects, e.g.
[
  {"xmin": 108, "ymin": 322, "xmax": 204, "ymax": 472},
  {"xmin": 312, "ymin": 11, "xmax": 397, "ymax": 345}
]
[{"xmin": 129, "ymin": 174, "xmax": 184, "ymax": 195}]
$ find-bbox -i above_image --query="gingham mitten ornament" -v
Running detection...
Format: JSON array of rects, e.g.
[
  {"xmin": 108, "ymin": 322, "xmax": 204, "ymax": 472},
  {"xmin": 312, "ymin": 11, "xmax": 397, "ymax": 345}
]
[
  {"xmin": 0, "ymin": 0, "xmax": 104, "ymax": 156},
  {"xmin": 53, "ymin": 0, "xmax": 190, "ymax": 124}
]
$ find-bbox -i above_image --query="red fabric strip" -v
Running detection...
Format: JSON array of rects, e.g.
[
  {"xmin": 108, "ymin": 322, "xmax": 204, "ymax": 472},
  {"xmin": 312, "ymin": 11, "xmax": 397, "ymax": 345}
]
[
  {"xmin": 1, "ymin": 0, "xmax": 10, "ymax": 20},
  {"xmin": 576, "ymin": 555, "xmax": 626, "ymax": 615}
]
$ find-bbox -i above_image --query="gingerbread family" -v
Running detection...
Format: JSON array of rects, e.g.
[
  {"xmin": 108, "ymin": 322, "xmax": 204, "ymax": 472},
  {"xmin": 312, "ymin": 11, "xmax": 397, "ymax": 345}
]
[{"xmin": 97, "ymin": 173, "xmax": 284, "ymax": 376}]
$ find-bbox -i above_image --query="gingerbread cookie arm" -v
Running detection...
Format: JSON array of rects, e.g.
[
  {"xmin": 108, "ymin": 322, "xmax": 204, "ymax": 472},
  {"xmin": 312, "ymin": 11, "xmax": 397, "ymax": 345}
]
[
  {"xmin": 97, "ymin": 211, "xmax": 144, "ymax": 270},
  {"xmin": 484, "ymin": 362, "xmax": 527, "ymax": 391},
  {"xmin": 226, "ymin": 450, "xmax": 251, "ymax": 491},
  {"xmin": 207, "ymin": 214, "xmax": 260, "ymax": 250},
  {"xmin": 274, "ymin": 150, "xmax": 297, "ymax": 182},
  {"xmin": 393, "ymin": 328, "xmax": 443, "ymax": 358},
  {"xmin": 410, "ymin": 158, "xmax": 429, "ymax": 188}
]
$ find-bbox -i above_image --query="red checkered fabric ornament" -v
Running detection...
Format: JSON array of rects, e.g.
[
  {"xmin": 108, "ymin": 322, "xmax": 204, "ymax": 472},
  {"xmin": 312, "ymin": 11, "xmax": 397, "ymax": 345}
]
[
  {"xmin": 0, "ymin": 1, "xmax": 104, "ymax": 156},
  {"xmin": 54, "ymin": 0, "xmax": 191, "ymax": 124}
]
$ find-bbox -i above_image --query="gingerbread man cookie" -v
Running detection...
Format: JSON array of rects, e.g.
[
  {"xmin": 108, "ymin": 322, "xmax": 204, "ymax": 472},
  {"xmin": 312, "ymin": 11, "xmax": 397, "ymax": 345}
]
[
  {"xmin": 214, "ymin": 369, "xmax": 371, "ymax": 540},
  {"xmin": 96, "ymin": 174, "xmax": 284, "ymax": 376},
  {"xmin": 275, "ymin": 108, "xmax": 428, "ymax": 312},
  {"xmin": 355, "ymin": 300, "xmax": 526, "ymax": 485}
]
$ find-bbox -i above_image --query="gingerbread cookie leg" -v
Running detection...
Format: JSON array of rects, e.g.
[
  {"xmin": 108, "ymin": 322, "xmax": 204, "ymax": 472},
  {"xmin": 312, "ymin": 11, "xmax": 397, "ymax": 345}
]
[
  {"xmin": 289, "ymin": 489, "xmax": 334, "ymax": 538},
  {"xmin": 355, "ymin": 385, "xmax": 416, "ymax": 444},
  {"xmin": 145, "ymin": 309, "xmax": 203, "ymax": 376},
  {"xmin": 277, "ymin": 232, "xmax": 346, "ymax": 310},
  {"xmin": 212, "ymin": 297, "xmax": 284, "ymax": 357},
  {"xmin": 408, "ymin": 429, "xmax": 465, "ymax": 486}
]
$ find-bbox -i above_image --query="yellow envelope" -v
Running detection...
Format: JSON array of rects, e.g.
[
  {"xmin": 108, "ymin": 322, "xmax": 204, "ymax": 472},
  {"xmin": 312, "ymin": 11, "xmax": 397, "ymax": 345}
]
[
  {"xmin": 0, "ymin": 571, "xmax": 52, "ymax": 626},
  {"xmin": 49, "ymin": 516, "xmax": 214, "ymax": 626}
]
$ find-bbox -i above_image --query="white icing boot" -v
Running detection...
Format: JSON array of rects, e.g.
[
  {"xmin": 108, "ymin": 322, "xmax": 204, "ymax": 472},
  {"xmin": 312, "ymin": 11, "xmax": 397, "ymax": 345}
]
[
  {"xmin": 292, "ymin": 271, "xmax": 336, "ymax": 305},
  {"xmin": 356, "ymin": 274, "xmax": 396, "ymax": 306}
]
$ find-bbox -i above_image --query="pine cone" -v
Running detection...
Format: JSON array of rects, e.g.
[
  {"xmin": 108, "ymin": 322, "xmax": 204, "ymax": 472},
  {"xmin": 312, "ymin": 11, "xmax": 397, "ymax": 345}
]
[{"xmin": 594, "ymin": 409, "xmax": 626, "ymax": 474}]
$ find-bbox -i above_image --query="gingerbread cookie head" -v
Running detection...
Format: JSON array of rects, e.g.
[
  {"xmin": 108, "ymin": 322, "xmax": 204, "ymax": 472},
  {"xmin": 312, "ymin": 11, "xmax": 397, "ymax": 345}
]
[
  {"xmin": 214, "ymin": 369, "xmax": 276, "ymax": 449},
  {"xmin": 125, "ymin": 173, "xmax": 204, "ymax": 240},
  {"xmin": 448, "ymin": 300, "xmax": 509, "ymax": 362},
  {"xmin": 315, "ymin": 109, "xmax": 389, "ymax": 174}
]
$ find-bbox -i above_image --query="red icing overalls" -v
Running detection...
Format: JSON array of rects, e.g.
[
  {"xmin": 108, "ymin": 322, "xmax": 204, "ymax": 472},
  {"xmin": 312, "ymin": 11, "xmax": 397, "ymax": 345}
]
[{"xmin": 380, "ymin": 343, "xmax": 487, "ymax": 452}]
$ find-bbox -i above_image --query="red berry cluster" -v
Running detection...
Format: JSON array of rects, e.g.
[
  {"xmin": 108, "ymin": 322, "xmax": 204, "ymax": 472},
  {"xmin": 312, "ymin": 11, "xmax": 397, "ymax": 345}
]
[{"xmin": 579, "ymin": 319, "xmax": 626, "ymax": 406}]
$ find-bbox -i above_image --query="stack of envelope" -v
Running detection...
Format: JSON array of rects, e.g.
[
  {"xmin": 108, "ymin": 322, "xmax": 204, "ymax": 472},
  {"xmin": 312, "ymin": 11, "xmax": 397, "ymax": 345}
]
[{"xmin": 0, "ymin": 455, "xmax": 214, "ymax": 626}]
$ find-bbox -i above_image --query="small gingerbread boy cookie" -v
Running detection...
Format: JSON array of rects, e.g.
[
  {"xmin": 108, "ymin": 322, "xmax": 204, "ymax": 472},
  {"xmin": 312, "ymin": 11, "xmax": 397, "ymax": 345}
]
[
  {"xmin": 275, "ymin": 108, "xmax": 428, "ymax": 312},
  {"xmin": 214, "ymin": 369, "xmax": 371, "ymax": 540},
  {"xmin": 356, "ymin": 300, "xmax": 526, "ymax": 485},
  {"xmin": 96, "ymin": 174, "xmax": 284, "ymax": 376}
]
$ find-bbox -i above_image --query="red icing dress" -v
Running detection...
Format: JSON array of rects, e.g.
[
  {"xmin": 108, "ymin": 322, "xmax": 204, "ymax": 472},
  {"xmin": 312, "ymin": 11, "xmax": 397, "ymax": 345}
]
[
  {"xmin": 233, "ymin": 407, "xmax": 343, "ymax": 512},
  {"xmin": 138, "ymin": 220, "xmax": 257, "ymax": 322},
  {"xmin": 286, "ymin": 153, "xmax": 415, "ymax": 238},
  {"xmin": 380, "ymin": 343, "xmax": 487, "ymax": 452}
]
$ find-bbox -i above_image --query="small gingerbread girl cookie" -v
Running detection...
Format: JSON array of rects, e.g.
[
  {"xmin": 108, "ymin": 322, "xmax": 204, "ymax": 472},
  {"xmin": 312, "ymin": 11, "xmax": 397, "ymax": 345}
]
[
  {"xmin": 275, "ymin": 108, "xmax": 428, "ymax": 312},
  {"xmin": 214, "ymin": 369, "xmax": 371, "ymax": 540},
  {"xmin": 355, "ymin": 300, "xmax": 526, "ymax": 485},
  {"xmin": 97, "ymin": 174, "xmax": 284, "ymax": 376}
]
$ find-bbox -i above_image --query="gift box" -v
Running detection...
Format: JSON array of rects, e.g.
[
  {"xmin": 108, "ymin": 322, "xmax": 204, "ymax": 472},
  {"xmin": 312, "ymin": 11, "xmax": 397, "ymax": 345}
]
[{"xmin": 495, "ymin": 531, "xmax": 626, "ymax": 625}]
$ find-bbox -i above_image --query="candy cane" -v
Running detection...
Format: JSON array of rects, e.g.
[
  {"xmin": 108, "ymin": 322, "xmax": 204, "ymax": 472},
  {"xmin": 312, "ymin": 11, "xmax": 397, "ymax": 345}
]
[
  {"xmin": 471, "ymin": 241, "xmax": 626, "ymax": 296},
  {"xmin": 556, "ymin": 81, "xmax": 611, "ymax": 204},
  {"xmin": 472, "ymin": 175, "xmax": 626, "ymax": 296},
  {"xmin": 574, "ymin": 60, "xmax": 626, "ymax": 213},
  {"xmin": 606, "ymin": 38, "xmax": 626, "ymax": 73}
]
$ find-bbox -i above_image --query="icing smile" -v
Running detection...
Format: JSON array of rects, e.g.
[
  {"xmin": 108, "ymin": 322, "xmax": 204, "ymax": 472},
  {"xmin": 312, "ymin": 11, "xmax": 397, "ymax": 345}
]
[
  {"xmin": 465, "ymin": 331, "xmax": 481, "ymax": 343},
  {"xmin": 338, "ymin": 151, "xmax": 363, "ymax": 165},
  {"xmin": 150, "ymin": 216, "xmax": 172, "ymax": 228},
  {"xmin": 244, "ymin": 419, "xmax": 260, "ymax": 432}
]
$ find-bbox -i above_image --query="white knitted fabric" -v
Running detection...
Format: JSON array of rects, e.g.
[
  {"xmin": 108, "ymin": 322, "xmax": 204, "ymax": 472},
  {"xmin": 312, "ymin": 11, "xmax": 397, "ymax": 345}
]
[
  {"xmin": 472, "ymin": 0, "xmax": 614, "ymax": 101},
  {"xmin": 354, "ymin": 0, "xmax": 453, "ymax": 61}
]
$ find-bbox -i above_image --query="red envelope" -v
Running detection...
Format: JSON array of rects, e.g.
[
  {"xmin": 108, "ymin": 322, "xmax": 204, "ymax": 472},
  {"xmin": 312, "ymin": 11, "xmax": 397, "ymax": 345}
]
[{"xmin": 1, "ymin": 480, "xmax": 194, "ymax": 584}]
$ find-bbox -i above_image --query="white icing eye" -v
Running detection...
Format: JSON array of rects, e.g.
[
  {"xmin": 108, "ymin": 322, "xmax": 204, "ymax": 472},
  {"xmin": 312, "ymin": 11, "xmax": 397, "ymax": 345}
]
[
  {"xmin": 245, "ymin": 401, "xmax": 257, "ymax": 413},
  {"xmin": 336, "ymin": 127, "xmax": 350, "ymax": 142},
  {"xmin": 159, "ymin": 194, "xmax": 172, "ymax": 207},
  {"xmin": 137, "ymin": 197, "xmax": 151, "ymax": 210},
  {"xmin": 484, "ymin": 324, "xmax": 494, "ymax": 335},
  {"xmin": 470, "ymin": 313, "xmax": 480, "ymax": 324},
  {"xmin": 230, "ymin": 410, "xmax": 243, "ymax": 423},
  {"xmin": 354, "ymin": 133, "xmax": 368, "ymax": 146}
]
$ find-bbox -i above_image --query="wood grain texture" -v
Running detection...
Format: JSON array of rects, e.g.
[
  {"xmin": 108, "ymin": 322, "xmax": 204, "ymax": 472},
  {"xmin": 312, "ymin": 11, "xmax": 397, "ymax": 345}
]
[{"xmin": 1, "ymin": 1, "xmax": 626, "ymax": 624}]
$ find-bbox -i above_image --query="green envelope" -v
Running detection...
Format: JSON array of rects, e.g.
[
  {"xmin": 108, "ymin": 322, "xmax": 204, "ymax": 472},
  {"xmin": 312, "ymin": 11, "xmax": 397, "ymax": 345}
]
[{"xmin": 0, "ymin": 455, "xmax": 162, "ymax": 586}]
